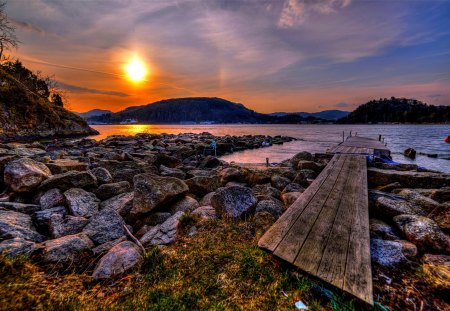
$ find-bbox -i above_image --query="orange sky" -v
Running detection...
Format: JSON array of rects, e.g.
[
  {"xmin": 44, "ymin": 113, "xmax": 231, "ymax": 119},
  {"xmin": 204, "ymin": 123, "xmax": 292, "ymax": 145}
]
[{"xmin": 6, "ymin": 0, "xmax": 450, "ymax": 113}]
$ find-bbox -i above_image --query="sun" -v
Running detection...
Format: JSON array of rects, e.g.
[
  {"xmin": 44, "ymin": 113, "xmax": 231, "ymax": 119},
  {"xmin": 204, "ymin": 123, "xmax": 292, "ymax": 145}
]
[{"xmin": 125, "ymin": 57, "xmax": 147, "ymax": 82}]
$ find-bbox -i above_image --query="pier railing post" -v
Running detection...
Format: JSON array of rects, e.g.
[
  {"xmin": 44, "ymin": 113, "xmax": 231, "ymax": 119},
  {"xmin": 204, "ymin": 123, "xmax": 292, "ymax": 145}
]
[
  {"xmin": 343, "ymin": 131, "xmax": 345, "ymax": 142},
  {"xmin": 378, "ymin": 135, "xmax": 382, "ymax": 141},
  {"xmin": 266, "ymin": 158, "xmax": 269, "ymax": 167}
]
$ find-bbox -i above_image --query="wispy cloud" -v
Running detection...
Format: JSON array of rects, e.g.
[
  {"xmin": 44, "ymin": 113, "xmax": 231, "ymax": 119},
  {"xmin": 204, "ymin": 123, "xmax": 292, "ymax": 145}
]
[{"xmin": 59, "ymin": 82, "xmax": 129, "ymax": 97}]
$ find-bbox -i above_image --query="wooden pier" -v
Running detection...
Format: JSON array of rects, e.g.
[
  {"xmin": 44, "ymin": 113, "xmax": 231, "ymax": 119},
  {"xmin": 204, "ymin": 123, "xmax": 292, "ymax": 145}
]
[{"xmin": 258, "ymin": 136, "xmax": 390, "ymax": 305}]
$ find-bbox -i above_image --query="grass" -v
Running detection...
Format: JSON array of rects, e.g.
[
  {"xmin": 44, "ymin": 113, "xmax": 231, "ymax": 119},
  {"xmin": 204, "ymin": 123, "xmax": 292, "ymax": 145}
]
[{"xmin": 0, "ymin": 217, "xmax": 378, "ymax": 311}]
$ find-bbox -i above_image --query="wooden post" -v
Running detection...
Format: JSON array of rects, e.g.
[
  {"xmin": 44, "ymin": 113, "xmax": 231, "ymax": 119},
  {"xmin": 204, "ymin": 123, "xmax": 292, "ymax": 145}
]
[
  {"xmin": 266, "ymin": 158, "xmax": 269, "ymax": 167},
  {"xmin": 350, "ymin": 131, "xmax": 352, "ymax": 137},
  {"xmin": 378, "ymin": 135, "xmax": 382, "ymax": 141},
  {"xmin": 343, "ymin": 131, "xmax": 345, "ymax": 142}
]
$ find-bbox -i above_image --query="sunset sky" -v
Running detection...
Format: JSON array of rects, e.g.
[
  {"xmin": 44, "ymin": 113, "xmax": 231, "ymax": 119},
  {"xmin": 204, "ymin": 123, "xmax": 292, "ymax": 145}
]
[{"xmin": 5, "ymin": 0, "xmax": 450, "ymax": 113}]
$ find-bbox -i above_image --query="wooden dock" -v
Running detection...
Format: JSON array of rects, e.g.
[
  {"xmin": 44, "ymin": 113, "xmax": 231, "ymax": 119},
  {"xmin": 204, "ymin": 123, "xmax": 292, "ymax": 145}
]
[{"xmin": 258, "ymin": 136, "xmax": 388, "ymax": 305}]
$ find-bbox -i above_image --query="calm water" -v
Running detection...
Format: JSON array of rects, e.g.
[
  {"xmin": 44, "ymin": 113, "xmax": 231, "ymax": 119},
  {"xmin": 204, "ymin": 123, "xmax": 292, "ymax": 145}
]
[{"xmin": 91, "ymin": 124, "xmax": 450, "ymax": 173}]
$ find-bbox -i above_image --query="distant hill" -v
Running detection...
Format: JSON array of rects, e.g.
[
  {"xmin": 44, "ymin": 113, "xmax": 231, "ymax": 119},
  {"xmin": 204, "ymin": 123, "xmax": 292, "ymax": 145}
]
[
  {"xmin": 75, "ymin": 109, "xmax": 112, "ymax": 118},
  {"xmin": 0, "ymin": 62, "xmax": 98, "ymax": 141},
  {"xmin": 270, "ymin": 110, "xmax": 350, "ymax": 120},
  {"xmin": 337, "ymin": 97, "xmax": 450, "ymax": 124}
]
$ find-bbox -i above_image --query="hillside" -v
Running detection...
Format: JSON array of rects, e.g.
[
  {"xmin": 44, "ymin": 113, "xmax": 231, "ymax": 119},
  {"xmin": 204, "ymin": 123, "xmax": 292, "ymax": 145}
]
[
  {"xmin": 75, "ymin": 109, "xmax": 112, "ymax": 118},
  {"xmin": 91, "ymin": 97, "xmax": 271, "ymax": 124},
  {"xmin": 0, "ymin": 64, "xmax": 98, "ymax": 141},
  {"xmin": 338, "ymin": 97, "xmax": 450, "ymax": 124},
  {"xmin": 269, "ymin": 110, "xmax": 350, "ymax": 120}
]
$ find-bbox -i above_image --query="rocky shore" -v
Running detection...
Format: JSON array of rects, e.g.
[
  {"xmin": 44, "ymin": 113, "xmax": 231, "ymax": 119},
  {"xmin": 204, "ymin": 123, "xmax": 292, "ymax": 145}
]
[{"xmin": 0, "ymin": 132, "xmax": 449, "ymax": 309}]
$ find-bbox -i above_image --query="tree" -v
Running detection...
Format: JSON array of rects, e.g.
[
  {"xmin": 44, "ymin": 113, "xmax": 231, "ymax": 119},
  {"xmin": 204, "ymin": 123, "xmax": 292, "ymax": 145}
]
[{"xmin": 0, "ymin": 1, "xmax": 19, "ymax": 60}]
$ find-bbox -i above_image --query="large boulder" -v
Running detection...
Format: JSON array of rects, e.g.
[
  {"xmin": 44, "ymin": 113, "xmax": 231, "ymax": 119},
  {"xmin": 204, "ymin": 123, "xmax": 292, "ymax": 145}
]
[
  {"xmin": 64, "ymin": 188, "xmax": 100, "ymax": 218},
  {"xmin": 255, "ymin": 199, "xmax": 284, "ymax": 218},
  {"xmin": 191, "ymin": 206, "xmax": 217, "ymax": 220},
  {"xmin": 100, "ymin": 192, "xmax": 134, "ymax": 218},
  {"xmin": 49, "ymin": 214, "xmax": 89, "ymax": 238},
  {"xmin": 369, "ymin": 218, "xmax": 400, "ymax": 240},
  {"xmin": 0, "ymin": 210, "xmax": 45, "ymax": 242},
  {"xmin": 289, "ymin": 151, "xmax": 314, "ymax": 166},
  {"xmin": 252, "ymin": 183, "xmax": 281, "ymax": 199},
  {"xmin": 199, "ymin": 156, "xmax": 221, "ymax": 169},
  {"xmin": 428, "ymin": 203, "xmax": 450, "ymax": 231},
  {"xmin": 430, "ymin": 187, "xmax": 450, "ymax": 203},
  {"xmin": 393, "ymin": 215, "xmax": 450, "ymax": 254},
  {"xmin": 396, "ymin": 189, "xmax": 441, "ymax": 213},
  {"xmin": 370, "ymin": 239, "xmax": 409, "ymax": 267},
  {"xmin": 92, "ymin": 241, "xmax": 142, "ymax": 280},
  {"xmin": 0, "ymin": 237, "xmax": 37, "ymax": 257},
  {"xmin": 39, "ymin": 171, "xmax": 97, "ymax": 192},
  {"xmin": 96, "ymin": 181, "xmax": 131, "ymax": 200},
  {"xmin": 132, "ymin": 174, "xmax": 188, "ymax": 215},
  {"xmin": 403, "ymin": 148, "xmax": 416, "ymax": 159},
  {"xmin": 270, "ymin": 175, "xmax": 291, "ymax": 191},
  {"xmin": 370, "ymin": 191, "xmax": 426, "ymax": 219},
  {"xmin": 41, "ymin": 233, "xmax": 94, "ymax": 266},
  {"xmin": 185, "ymin": 175, "xmax": 221, "ymax": 196},
  {"xmin": 169, "ymin": 196, "xmax": 199, "ymax": 214},
  {"xmin": 4, "ymin": 158, "xmax": 51, "ymax": 192},
  {"xmin": 39, "ymin": 188, "xmax": 65, "ymax": 209},
  {"xmin": 46, "ymin": 159, "xmax": 88, "ymax": 174},
  {"xmin": 159, "ymin": 165, "xmax": 186, "ymax": 179},
  {"xmin": 33, "ymin": 206, "xmax": 67, "ymax": 230},
  {"xmin": 219, "ymin": 167, "xmax": 244, "ymax": 184},
  {"xmin": 281, "ymin": 192, "xmax": 301, "ymax": 206},
  {"xmin": 82, "ymin": 208, "xmax": 126, "ymax": 245},
  {"xmin": 90, "ymin": 167, "xmax": 113, "ymax": 184},
  {"xmin": 140, "ymin": 211, "xmax": 184, "ymax": 246},
  {"xmin": 368, "ymin": 168, "xmax": 450, "ymax": 189},
  {"xmin": 211, "ymin": 186, "xmax": 257, "ymax": 219}
]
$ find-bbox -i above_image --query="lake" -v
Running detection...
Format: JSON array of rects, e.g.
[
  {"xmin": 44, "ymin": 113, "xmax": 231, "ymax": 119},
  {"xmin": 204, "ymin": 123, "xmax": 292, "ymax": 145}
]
[{"xmin": 90, "ymin": 124, "xmax": 450, "ymax": 173}]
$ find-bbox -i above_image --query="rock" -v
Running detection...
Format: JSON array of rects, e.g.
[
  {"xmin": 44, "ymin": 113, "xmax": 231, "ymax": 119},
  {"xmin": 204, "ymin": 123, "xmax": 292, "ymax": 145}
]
[
  {"xmin": 298, "ymin": 169, "xmax": 316, "ymax": 180},
  {"xmin": 159, "ymin": 165, "xmax": 186, "ymax": 179},
  {"xmin": 211, "ymin": 186, "xmax": 257, "ymax": 219},
  {"xmin": 33, "ymin": 206, "xmax": 67, "ymax": 230},
  {"xmin": 140, "ymin": 211, "xmax": 184, "ymax": 246},
  {"xmin": 248, "ymin": 170, "xmax": 272, "ymax": 186},
  {"xmin": 293, "ymin": 171, "xmax": 309, "ymax": 187},
  {"xmin": 155, "ymin": 154, "xmax": 181, "ymax": 168},
  {"xmin": 219, "ymin": 167, "xmax": 243, "ymax": 184},
  {"xmin": 254, "ymin": 211, "xmax": 277, "ymax": 239},
  {"xmin": 185, "ymin": 175, "xmax": 221, "ymax": 196},
  {"xmin": 290, "ymin": 151, "xmax": 314, "ymax": 166},
  {"xmin": 92, "ymin": 236, "xmax": 127, "ymax": 256},
  {"xmin": 421, "ymin": 254, "xmax": 450, "ymax": 288},
  {"xmin": 369, "ymin": 219, "xmax": 400, "ymax": 240},
  {"xmin": 255, "ymin": 199, "xmax": 284, "ymax": 218},
  {"xmin": 379, "ymin": 163, "xmax": 418, "ymax": 171},
  {"xmin": 297, "ymin": 161, "xmax": 322, "ymax": 173},
  {"xmin": 191, "ymin": 206, "xmax": 217, "ymax": 220},
  {"xmin": 199, "ymin": 156, "xmax": 221, "ymax": 168},
  {"xmin": 46, "ymin": 159, "xmax": 88, "ymax": 174},
  {"xmin": 376, "ymin": 182, "xmax": 402, "ymax": 192},
  {"xmin": 0, "ymin": 237, "xmax": 37, "ymax": 257},
  {"xmin": 83, "ymin": 208, "xmax": 126, "ymax": 245},
  {"xmin": 370, "ymin": 239, "xmax": 409, "ymax": 267},
  {"xmin": 199, "ymin": 192, "xmax": 215, "ymax": 206},
  {"xmin": 96, "ymin": 181, "xmax": 131, "ymax": 200},
  {"xmin": 368, "ymin": 168, "xmax": 450, "ymax": 189},
  {"xmin": 169, "ymin": 196, "xmax": 199, "ymax": 214},
  {"xmin": 430, "ymin": 187, "xmax": 450, "ymax": 203},
  {"xmin": 39, "ymin": 171, "xmax": 97, "ymax": 192},
  {"xmin": 64, "ymin": 188, "xmax": 100, "ymax": 218},
  {"xmin": 396, "ymin": 189, "xmax": 441, "ymax": 213},
  {"xmin": 4, "ymin": 158, "xmax": 51, "ymax": 192},
  {"xmin": 141, "ymin": 212, "xmax": 172, "ymax": 226},
  {"xmin": 0, "ymin": 202, "xmax": 40, "ymax": 215},
  {"xmin": 186, "ymin": 169, "xmax": 213, "ymax": 178},
  {"xmin": 271, "ymin": 175, "xmax": 291, "ymax": 191},
  {"xmin": 393, "ymin": 215, "xmax": 450, "ymax": 254},
  {"xmin": 404, "ymin": 148, "xmax": 416, "ymax": 159},
  {"xmin": 91, "ymin": 167, "xmax": 113, "ymax": 184},
  {"xmin": 11, "ymin": 148, "xmax": 46, "ymax": 157},
  {"xmin": 132, "ymin": 174, "xmax": 188, "ymax": 215},
  {"xmin": 428, "ymin": 203, "xmax": 450, "ymax": 231},
  {"xmin": 100, "ymin": 192, "xmax": 134, "ymax": 218},
  {"xmin": 282, "ymin": 183, "xmax": 305, "ymax": 194},
  {"xmin": 252, "ymin": 183, "xmax": 281, "ymax": 199},
  {"xmin": 396, "ymin": 240, "xmax": 418, "ymax": 258},
  {"xmin": 41, "ymin": 233, "xmax": 94, "ymax": 266},
  {"xmin": 92, "ymin": 241, "xmax": 142, "ymax": 280},
  {"xmin": 281, "ymin": 192, "xmax": 301, "ymax": 206},
  {"xmin": 0, "ymin": 210, "xmax": 45, "ymax": 242},
  {"xmin": 49, "ymin": 214, "xmax": 89, "ymax": 238},
  {"xmin": 370, "ymin": 192, "xmax": 426, "ymax": 218},
  {"xmin": 39, "ymin": 188, "xmax": 65, "ymax": 210}
]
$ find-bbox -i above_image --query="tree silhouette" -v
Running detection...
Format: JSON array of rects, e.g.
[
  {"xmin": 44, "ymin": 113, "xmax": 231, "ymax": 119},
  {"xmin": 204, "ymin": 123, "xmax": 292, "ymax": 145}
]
[{"xmin": 0, "ymin": 1, "xmax": 19, "ymax": 60}]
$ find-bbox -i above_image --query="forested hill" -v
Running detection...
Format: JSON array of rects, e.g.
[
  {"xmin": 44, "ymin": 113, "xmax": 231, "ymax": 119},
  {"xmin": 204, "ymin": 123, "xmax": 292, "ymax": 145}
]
[{"xmin": 337, "ymin": 97, "xmax": 450, "ymax": 124}]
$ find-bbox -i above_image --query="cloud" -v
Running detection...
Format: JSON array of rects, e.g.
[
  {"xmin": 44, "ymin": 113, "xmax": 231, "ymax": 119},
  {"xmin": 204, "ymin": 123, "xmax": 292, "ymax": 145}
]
[
  {"xmin": 10, "ymin": 18, "xmax": 46, "ymax": 35},
  {"xmin": 335, "ymin": 102, "xmax": 349, "ymax": 108},
  {"xmin": 58, "ymin": 82, "xmax": 129, "ymax": 97}
]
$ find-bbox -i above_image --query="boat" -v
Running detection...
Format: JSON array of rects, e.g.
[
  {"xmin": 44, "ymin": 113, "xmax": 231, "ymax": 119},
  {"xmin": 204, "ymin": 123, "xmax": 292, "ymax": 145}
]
[
  {"xmin": 119, "ymin": 118, "xmax": 138, "ymax": 124},
  {"xmin": 445, "ymin": 136, "xmax": 450, "ymax": 143}
]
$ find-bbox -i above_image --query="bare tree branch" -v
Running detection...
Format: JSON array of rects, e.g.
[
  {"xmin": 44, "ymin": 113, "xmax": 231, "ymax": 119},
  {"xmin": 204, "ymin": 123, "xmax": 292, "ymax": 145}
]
[{"xmin": 0, "ymin": 1, "xmax": 19, "ymax": 60}]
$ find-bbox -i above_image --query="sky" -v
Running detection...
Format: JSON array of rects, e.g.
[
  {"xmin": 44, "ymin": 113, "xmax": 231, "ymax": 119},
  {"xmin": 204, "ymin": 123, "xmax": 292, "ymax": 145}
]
[{"xmin": 4, "ymin": 0, "xmax": 450, "ymax": 113}]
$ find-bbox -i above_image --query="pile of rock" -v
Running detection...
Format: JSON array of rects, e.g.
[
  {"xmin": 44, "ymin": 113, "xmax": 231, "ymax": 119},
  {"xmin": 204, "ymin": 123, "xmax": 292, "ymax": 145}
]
[
  {"xmin": 367, "ymin": 162, "xmax": 450, "ymax": 277},
  {"xmin": 0, "ymin": 133, "xmax": 321, "ymax": 280}
]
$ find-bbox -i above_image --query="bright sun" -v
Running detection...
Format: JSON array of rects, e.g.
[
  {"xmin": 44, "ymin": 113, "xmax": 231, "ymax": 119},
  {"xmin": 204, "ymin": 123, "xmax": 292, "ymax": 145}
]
[{"xmin": 125, "ymin": 57, "xmax": 147, "ymax": 82}]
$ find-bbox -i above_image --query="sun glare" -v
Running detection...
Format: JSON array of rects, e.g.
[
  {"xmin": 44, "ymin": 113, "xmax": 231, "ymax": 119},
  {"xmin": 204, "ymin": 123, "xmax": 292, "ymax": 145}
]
[{"xmin": 125, "ymin": 57, "xmax": 146, "ymax": 82}]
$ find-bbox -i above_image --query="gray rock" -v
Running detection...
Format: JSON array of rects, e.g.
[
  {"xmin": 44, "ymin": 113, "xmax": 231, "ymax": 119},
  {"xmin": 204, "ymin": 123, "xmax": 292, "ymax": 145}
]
[
  {"xmin": 396, "ymin": 240, "xmax": 418, "ymax": 258},
  {"xmin": 186, "ymin": 169, "xmax": 212, "ymax": 178},
  {"xmin": 271, "ymin": 175, "xmax": 291, "ymax": 191},
  {"xmin": 0, "ymin": 202, "xmax": 40, "ymax": 215},
  {"xmin": 92, "ymin": 236, "xmax": 127, "ymax": 256},
  {"xmin": 96, "ymin": 181, "xmax": 131, "ymax": 200},
  {"xmin": 396, "ymin": 189, "xmax": 441, "ymax": 213},
  {"xmin": 255, "ymin": 199, "xmax": 284, "ymax": 218},
  {"xmin": 199, "ymin": 156, "xmax": 221, "ymax": 168},
  {"xmin": 83, "ymin": 208, "xmax": 126, "ymax": 245},
  {"xmin": 290, "ymin": 151, "xmax": 314, "ymax": 166},
  {"xmin": 211, "ymin": 186, "xmax": 257, "ymax": 219},
  {"xmin": 39, "ymin": 171, "xmax": 97, "ymax": 191},
  {"xmin": 369, "ymin": 219, "xmax": 399, "ymax": 240},
  {"xmin": 368, "ymin": 168, "xmax": 450, "ymax": 189},
  {"xmin": 430, "ymin": 187, "xmax": 450, "ymax": 203},
  {"xmin": 185, "ymin": 175, "xmax": 221, "ymax": 196},
  {"xmin": 370, "ymin": 239, "xmax": 408, "ymax": 267},
  {"xmin": 428, "ymin": 202, "xmax": 450, "ymax": 231},
  {"xmin": 64, "ymin": 188, "xmax": 100, "ymax": 218},
  {"xmin": 169, "ymin": 196, "xmax": 199, "ymax": 214},
  {"xmin": 132, "ymin": 174, "xmax": 188, "ymax": 215},
  {"xmin": 100, "ymin": 192, "xmax": 134, "ymax": 218},
  {"xmin": 281, "ymin": 192, "xmax": 301, "ymax": 206},
  {"xmin": 0, "ymin": 210, "xmax": 45, "ymax": 242},
  {"xmin": 140, "ymin": 211, "xmax": 184, "ymax": 246},
  {"xmin": 160, "ymin": 165, "xmax": 186, "ymax": 179},
  {"xmin": 199, "ymin": 192, "xmax": 215, "ymax": 206},
  {"xmin": 46, "ymin": 159, "xmax": 88, "ymax": 174},
  {"xmin": 39, "ymin": 188, "xmax": 65, "ymax": 209},
  {"xmin": 34, "ymin": 206, "xmax": 67, "ymax": 230},
  {"xmin": 0, "ymin": 237, "xmax": 37, "ymax": 257},
  {"xmin": 49, "ymin": 214, "xmax": 89, "ymax": 238},
  {"xmin": 219, "ymin": 167, "xmax": 243, "ymax": 184},
  {"xmin": 282, "ymin": 183, "xmax": 305, "ymax": 194},
  {"xmin": 192, "ymin": 206, "xmax": 217, "ymax": 220},
  {"xmin": 393, "ymin": 215, "xmax": 450, "ymax": 254},
  {"xmin": 92, "ymin": 241, "xmax": 142, "ymax": 280},
  {"xmin": 91, "ymin": 167, "xmax": 113, "ymax": 184},
  {"xmin": 297, "ymin": 161, "xmax": 322, "ymax": 173},
  {"xmin": 4, "ymin": 158, "xmax": 51, "ymax": 192},
  {"xmin": 252, "ymin": 183, "xmax": 281, "ymax": 199},
  {"xmin": 42, "ymin": 233, "xmax": 94, "ymax": 266},
  {"xmin": 141, "ymin": 212, "xmax": 172, "ymax": 226},
  {"xmin": 373, "ymin": 196, "xmax": 426, "ymax": 219}
]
